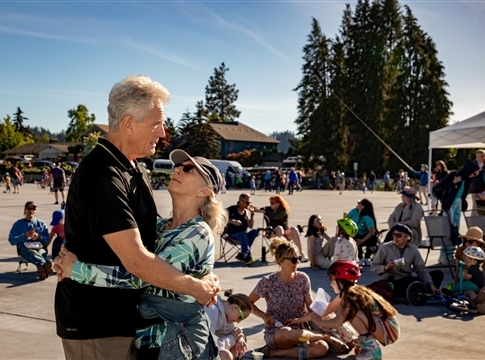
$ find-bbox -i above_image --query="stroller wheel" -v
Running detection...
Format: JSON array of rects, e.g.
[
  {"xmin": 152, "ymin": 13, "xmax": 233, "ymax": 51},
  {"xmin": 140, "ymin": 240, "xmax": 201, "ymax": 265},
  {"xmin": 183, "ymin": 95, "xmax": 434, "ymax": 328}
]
[{"xmin": 406, "ymin": 281, "xmax": 428, "ymax": 306}]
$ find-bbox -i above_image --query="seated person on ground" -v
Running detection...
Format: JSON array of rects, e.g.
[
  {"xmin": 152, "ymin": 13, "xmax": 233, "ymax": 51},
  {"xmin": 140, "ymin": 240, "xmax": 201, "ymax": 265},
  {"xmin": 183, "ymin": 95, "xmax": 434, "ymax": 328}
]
[
  {"xmin": 8, "ymin": 201, "xmax": 52, "ymax": 280},
  {"xmin": 451, "ymin": 247, "xmax": 485, "ymax": 314},
  {"xmin": 225, "ymin": 193, "xmax": 259, "ymax": 265},
  {"xmin": 332, "ymin": 218, "xmax": 358, "ymax": 263},
  {"xmin": 455, "ymin": 227, "xmax": 485, "ymax": 272},
  {"xmin": 248, "ymin": 237, "xmax": 347, "ymax": 359},
  {"xmin": 204, "ymin": 290, "xmax": 252, "ymax": 360},
  {"xmin": 347, "ymin": 198, "xmax": 378, "ymax": 267},
  {"xmin": 253, "ymin": 194, "xmax": 308, "ymax": 262},
  {"xmin": 306, "ymin": 214, "xmax": 334, "ymax": 270},
  {"xmin": 371, "ymin": 224, "xmax": 443, "ymax": 298},
  {"xmin": 386, "ymin": 186, "xmax": 423, "ymax": 245},
  {"xmin": 288, "ymin": 260, "xmax": 400, "ymax": 360},
  {"xmin": 47, "ymin": 210, "xmax": 66, "ymax": 260}
]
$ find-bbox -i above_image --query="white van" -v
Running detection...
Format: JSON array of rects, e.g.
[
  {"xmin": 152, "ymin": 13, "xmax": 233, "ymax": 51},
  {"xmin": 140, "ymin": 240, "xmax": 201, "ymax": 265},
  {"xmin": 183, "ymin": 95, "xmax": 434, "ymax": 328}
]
[
  {"xmin": 209, "ymin": 160, "xmax": 243, "ymax": 176},
  {"xmin": 152, "ymin": 159, "xmax": 174, "ymax": 173}
]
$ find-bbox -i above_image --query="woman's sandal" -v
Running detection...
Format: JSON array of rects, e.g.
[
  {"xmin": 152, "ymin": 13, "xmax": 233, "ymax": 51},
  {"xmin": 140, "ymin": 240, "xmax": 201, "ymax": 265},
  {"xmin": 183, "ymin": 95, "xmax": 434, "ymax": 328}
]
[
  {"xmin": 328, "ymin": 336, "xmax": 350, "ymax": 355},
  {"xmin": 36, "ymin": 264, "xmax": 47, "ymax": 281},
  {"xmin": 256, "ymin": 345, "xmax": 272, "ymax": 359}
]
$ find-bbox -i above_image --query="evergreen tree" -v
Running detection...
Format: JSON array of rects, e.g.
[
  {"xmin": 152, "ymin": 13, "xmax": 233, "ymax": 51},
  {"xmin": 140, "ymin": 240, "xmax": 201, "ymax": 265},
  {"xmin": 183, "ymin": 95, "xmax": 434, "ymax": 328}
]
[
  {"xmin": 66, "ymin": 104, "xmax": 96, "ymax": 142},
  {"xmin": 205, "ymin": 63, "xmax": 240, "ymax": 122},
  {"xmin": 12, "ymin": 107, "xmax": 32, "ymax": 137},
  {"xmin": 177, "ymin": 102, "xmax": 221, "ymax": 158}
]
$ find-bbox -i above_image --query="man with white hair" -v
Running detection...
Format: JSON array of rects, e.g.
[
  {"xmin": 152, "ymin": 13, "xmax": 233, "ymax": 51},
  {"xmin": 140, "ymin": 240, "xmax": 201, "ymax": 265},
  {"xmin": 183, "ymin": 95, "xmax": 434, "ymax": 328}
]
[{"xmin": 54, "ymin": 76, "xmax": 220, "ymax": 360}]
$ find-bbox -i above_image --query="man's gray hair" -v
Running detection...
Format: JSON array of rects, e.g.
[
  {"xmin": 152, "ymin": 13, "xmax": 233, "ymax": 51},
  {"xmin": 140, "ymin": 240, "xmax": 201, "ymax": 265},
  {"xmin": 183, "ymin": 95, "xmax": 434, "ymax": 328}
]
[
  {"xmin": 476, "ymin": 150, "xmax": 485, "ymax": 156},
  {"xmin": 107, "ymin": 75, "xmax": 170, "ymax": 131}
]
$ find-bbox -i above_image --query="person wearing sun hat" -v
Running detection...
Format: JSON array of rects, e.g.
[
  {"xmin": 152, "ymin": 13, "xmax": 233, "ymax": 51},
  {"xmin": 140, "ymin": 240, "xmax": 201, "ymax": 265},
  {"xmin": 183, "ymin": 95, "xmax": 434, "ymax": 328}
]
[
  {"xmin": 455, "ymin": 226, "xmax": 485, "ymax": 271},
  {"xmin": 386, "ymin": 186, "xmax": 424, "ymax": 245},
  {"xmin": 8, "ymin": 201, "xmax": 51, "ymax": 280}
]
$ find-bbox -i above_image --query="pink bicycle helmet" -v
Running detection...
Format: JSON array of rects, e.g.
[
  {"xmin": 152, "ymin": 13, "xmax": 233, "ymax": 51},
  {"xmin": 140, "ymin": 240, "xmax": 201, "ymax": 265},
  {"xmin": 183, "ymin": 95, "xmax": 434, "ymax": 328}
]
[{"xmin": 327, "ymin": 260, "xmax": 361, "ymax": 282}]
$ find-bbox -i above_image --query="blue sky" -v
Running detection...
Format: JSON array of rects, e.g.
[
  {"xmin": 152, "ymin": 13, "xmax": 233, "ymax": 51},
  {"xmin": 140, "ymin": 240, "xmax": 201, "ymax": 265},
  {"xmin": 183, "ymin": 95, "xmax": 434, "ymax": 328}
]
[{"xmin": 1, "ymin": 0, "xmax": 484, "ymax": 136}]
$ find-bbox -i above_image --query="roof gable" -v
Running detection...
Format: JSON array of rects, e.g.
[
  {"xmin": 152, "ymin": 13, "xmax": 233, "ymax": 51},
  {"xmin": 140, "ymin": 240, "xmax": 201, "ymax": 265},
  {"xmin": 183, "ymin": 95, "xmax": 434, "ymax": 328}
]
[{"xmin": 209, "ymin": 122, "xmax": 279, "ymax": 143}]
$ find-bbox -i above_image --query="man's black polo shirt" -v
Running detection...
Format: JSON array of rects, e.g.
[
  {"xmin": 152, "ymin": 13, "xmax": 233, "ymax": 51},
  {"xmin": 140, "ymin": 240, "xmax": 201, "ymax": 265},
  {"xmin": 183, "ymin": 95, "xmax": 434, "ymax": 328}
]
[{"xmin": 55, "ymin": 137, "xmax": 158, "ymax": 339}]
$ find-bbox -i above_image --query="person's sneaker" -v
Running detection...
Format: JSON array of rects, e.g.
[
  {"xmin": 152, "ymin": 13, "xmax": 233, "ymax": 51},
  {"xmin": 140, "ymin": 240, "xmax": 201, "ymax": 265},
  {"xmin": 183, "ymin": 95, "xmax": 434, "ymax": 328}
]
[
  {"xmin": 54, "ymin": 201, "xmax": 59, "ymax": 205},
  {"xmin": 358, "ymin": 258, "xmax": 365, "ymax": 267},
  {"xmin": 364, "ymin": 258, "xmax": 371, "ymax": 266},
  {"xmin": 61, "ymin": 202, "xmax": 66, "ymax": 210},
  {"xmin": 235, "ymin": 253, "xmax": 246, "ymax": 262},
  {"xmin": 244, "ymin": 254, "xmax": 255, "ymax": 266},
  {"xmin": 300, "ymin": 254, "xmax": 309, "ymax": 263}
]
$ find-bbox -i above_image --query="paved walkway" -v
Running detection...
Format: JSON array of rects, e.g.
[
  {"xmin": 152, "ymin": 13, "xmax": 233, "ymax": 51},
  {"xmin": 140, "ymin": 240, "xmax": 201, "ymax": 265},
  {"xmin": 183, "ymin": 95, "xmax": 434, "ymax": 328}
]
[{"xmin": 0, "ymin": 185, "xmax": 477, "ymax": 359}]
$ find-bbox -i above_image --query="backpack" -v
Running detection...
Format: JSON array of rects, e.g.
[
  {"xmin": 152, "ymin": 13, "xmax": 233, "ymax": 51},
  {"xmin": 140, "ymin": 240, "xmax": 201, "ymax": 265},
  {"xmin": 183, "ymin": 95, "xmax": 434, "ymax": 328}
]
[{"xmin": 431, "ymin": 174, "xmax": 454, "ymax": 201}]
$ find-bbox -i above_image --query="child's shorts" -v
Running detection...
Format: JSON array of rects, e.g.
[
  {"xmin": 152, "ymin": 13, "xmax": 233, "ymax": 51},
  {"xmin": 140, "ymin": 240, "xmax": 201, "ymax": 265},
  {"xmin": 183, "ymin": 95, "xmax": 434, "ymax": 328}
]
[
  {"xmin": 451, "ymin": 280, "xmax": 480, "ymax": 293},
  {"xmin": 355, "ymin": 333, "xmax": 382, "ymax": 360}
]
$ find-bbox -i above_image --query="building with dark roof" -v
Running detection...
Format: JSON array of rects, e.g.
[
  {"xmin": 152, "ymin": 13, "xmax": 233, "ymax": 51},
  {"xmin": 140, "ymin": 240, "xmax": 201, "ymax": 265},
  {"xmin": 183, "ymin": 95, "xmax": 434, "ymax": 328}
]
[{"xmin": 209, "ymin": 121, "xmax": 279, "ymax": 158}]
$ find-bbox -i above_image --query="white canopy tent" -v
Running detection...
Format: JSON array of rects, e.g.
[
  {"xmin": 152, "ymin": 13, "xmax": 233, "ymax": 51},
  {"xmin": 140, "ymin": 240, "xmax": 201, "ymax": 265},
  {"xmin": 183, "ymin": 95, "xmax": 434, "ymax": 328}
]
[{"xmin": 427, "ymin": 110, "xmax": 485, "ymax": 198}]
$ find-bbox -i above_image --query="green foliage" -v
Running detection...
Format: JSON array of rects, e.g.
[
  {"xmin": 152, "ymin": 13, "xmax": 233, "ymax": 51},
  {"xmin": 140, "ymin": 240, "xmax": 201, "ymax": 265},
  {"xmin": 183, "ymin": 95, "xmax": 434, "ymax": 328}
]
[
  {"xmin": 0, "ymin": 115, "xmax": 25, "ymax": 152},
  {"xmin": 294, "ymin": 0, "xmax": 452, "ymax": 175},
  {"xmin": 177, "ymin": 101, "xmax": 221, "ymax": 158},
  {"xmin": 205, "ymin": 62, "xmax": 241, "ymax": 122},
  {"xmin": 81, "ymin": 131, "xmax": 101, "ymax": 157},
  {"xmin": 66, "ymin": 104, "xmax": 96, "ymax": 142},
  {"xmin": 225, "ymin": 149, "xmax": 262, "ymax": 167}
]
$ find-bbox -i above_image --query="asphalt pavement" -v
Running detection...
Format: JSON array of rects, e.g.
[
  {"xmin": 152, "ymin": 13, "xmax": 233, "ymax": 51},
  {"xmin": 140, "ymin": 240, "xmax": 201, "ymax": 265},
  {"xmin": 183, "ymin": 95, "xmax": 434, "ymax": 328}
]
[{"xmin": 0, "ymin": 184, "xmax": 478, "ymax": 359}]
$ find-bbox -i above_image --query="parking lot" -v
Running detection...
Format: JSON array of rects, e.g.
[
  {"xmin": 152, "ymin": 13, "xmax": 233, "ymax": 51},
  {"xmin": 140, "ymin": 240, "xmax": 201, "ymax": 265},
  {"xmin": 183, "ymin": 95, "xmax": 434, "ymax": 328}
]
[{"xmin": 0, "ymin": 184, "xmax": 476, "ymax": 359}]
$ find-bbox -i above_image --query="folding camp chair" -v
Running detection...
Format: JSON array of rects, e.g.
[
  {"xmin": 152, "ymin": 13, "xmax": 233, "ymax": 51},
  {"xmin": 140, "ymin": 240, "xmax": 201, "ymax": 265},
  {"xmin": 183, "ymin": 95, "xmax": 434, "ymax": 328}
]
[
  {"xmin": 217, "ymin": 233, "xmax": 242, "ymax": 263},
  {"xmin": 464, "ymin": 213, "xmax": 485, "ymax": 235},
  {"xmin": 17, "ymin": 249, "xmax": 29, "ymax": 273},
  {"xmin": 423, "ymin": 216, "xmax": 455, "ymax": 277}
]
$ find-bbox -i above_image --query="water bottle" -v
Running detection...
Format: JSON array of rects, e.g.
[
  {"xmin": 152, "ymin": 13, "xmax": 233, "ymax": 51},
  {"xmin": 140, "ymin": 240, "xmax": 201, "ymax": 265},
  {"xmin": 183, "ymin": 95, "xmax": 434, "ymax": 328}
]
[{"xmin": 297, "ymin": 336, "xmax": 309, "ymax": 360}]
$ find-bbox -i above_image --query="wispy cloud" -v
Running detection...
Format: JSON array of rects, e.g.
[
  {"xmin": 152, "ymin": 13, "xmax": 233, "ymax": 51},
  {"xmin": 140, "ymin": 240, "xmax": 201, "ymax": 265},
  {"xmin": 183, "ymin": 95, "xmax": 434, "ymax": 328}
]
[
  {"xmin": 122, "ymin": 39, "xmax": 207, "ymax": 72},
  {"xmin": 204, "ymin": 8, "xmax": 290, "ymax": 60},
  {"xmin": 0, "ymin": 24, "xmax": 94, "ymax": 43}
]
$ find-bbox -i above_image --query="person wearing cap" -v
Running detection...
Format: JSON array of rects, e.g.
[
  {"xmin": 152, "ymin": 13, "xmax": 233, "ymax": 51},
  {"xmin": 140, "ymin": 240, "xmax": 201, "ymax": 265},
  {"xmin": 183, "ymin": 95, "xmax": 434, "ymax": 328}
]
[
  {"xmin": 54, "ymin": 75, "xmax": 220, "ymax": 360},
  {"xmin": 371, "ymin": 223, "xmax": 444, "ymax": 298},
  {"xmin": 455, "ymin": 226, "xmax": 485, "ymax": 272},
  {"xmin": 47, "ymin": 210, "xmax": 66, "ymax": 260},
  {"xmin": 56, "ymin": 149, "xmax": 227, "ymax": 359},
  {"xmin": 50, "ymin": 163, "xmax": 67, "ymax": 206},
  {"xmin": 408, "ymin": 164, "xmax": 429, "ymax": 205},
  {"xmin": 386, "ymin": 186, "xmax": 424, "ymax": 245},
  {"xmin": 8, "ymin": 201, "xmax": 51, "ymax": 280}
]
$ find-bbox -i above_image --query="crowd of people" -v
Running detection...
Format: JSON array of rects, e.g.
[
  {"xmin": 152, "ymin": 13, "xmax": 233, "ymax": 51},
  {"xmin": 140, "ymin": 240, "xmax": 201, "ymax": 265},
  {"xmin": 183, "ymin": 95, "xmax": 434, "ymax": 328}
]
[{"xmin": 6, "ymin": 75, "xmax": 485, "ymax": 360}]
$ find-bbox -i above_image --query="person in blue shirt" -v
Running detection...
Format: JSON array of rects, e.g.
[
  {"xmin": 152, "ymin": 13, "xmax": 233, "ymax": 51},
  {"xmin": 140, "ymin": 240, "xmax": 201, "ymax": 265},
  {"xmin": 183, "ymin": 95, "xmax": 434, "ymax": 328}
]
[
  {"xmin": 287, "ymin": 168, "xmax": 298, "ymax": 195},
  {"xmin": 346, "ymin": 198, "xmax": 378, "ymax": 267},
  {"xmin": 8, "ymin": 201, "xmax": 51, "ymax": 280},
  {"xmin": 409, "ymin": 164, "xmax": 429, "ymax": 205}
]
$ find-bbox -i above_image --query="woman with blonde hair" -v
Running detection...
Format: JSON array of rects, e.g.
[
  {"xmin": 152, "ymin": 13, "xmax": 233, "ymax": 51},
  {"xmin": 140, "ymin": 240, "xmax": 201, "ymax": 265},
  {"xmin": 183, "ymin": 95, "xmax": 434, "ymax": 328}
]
[
  {"xmin": 254, "ymin": 194, "xmax": 308, "ymax": 261},
  {"xmin": 56, "ymin": 149, "xmax": 227, "ymax": 360},
  {"xmin": 249, "ymin": 237, "xmax": 347, "ymax": 358}
]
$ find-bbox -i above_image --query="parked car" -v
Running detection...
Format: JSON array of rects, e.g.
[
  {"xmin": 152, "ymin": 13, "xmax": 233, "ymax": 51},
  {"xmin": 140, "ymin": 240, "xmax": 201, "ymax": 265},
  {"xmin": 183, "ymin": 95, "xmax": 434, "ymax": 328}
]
[
  {"xmin": 66, "ymin": 161, "xmax": 79, "ymax": 168},
  {"xmin": 4, "ymin": 157, "xmax": 32, "ymax": 168},
  {"xmin": 33, "ymin": 160, "xmax": 55, "ymax": 168}
]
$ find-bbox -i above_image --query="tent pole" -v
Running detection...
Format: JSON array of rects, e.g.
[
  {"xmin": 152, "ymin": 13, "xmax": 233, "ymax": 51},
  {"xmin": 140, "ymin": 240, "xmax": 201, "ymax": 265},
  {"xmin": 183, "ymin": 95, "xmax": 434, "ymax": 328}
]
[{"xmin": 428, "ymin": 147, "xmax": 432, "ymax": 212}]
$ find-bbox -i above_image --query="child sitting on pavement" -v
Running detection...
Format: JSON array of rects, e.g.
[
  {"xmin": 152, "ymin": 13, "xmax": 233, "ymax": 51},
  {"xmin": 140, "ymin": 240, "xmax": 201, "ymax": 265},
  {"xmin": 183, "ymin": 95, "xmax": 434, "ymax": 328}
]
[
  {"xmin": 455, "ymin": 227, "xmax": 485, "ymax": 272},
  {"xmin": 449, "ymin": 247, "xmax": 485, "ymax": 314},
  {"xmin": 205, "ymin": 290, "xmax": 252, "ymax": 360},
  {"xmin": 332, "ymin": 218, "xmax": 358, "ymax": 263},
  {"xmin": 288, "ymin": 260, "xmax": 400, "ymax": 360},
  {"xmin": 47, "ymin": 210, "xmax": 65, "ymax": 260}
]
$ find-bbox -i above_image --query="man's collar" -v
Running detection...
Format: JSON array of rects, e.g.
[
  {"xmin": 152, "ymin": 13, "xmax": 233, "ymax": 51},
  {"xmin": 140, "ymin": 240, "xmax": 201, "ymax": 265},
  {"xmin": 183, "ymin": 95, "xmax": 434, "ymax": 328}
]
[{"xmin": 96, "ymin": 138, "xmax": 139, "ymax": 173}]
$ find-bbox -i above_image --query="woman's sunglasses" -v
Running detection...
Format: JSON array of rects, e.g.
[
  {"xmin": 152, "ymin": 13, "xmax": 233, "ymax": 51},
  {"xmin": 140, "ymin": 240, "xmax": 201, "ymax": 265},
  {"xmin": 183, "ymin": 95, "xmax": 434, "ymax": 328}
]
[
  {"xmin": 285, "ymin": 255, "xmax": 302, "ymax": 264},
  {"xmin": 237, "ymin": 306, "xmax": 245, "ymax": 322},
  {"xmin": 392, "ymin": 233, "xmax": 405, "ymax": 238},
  {"xmin": 174, "ymin": 163, "xmax": 197, "ymax": 173}
]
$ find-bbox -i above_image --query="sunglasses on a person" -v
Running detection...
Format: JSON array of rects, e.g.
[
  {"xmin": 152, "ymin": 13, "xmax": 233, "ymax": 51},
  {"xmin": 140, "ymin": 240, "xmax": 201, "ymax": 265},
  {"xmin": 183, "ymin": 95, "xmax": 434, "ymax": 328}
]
[
  {"xmin": 26, "ymin": 207, "xmax": 37, "ymax": 211},
  {"xmin": 392, "ymin": 233, "xmax": 405, "ymax": 238},
  {"xmin": 285, "ymin": 255, "xmax": 302, "ymax": 264},
  {"xmin": 174, "ymin": 163, "xmax": 197, "ymax": 173},
  {"xmin": 237, "ymin": 306, "xmax": 245, "ymax": 322}
]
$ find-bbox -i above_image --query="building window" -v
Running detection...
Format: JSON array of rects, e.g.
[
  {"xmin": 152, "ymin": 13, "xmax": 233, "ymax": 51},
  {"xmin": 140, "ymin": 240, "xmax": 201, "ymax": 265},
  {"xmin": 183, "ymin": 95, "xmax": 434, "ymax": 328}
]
[
  {"xmin": 246, "ymin": 142, "xmax": 250, "ymax": 147},
  {"xmin": 228, "ymin": 141, "xmax": 233, "ymax": 150}
]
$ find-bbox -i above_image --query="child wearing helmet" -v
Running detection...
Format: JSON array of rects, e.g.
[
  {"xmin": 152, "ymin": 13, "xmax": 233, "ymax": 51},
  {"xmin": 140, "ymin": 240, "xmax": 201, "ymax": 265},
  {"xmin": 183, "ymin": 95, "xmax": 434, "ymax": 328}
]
[
  {"xmin": 288, "ymin": 260, "xmax": 400, "ymax": 360},
  {"xmin": 454, "ymin": 246, "xmax": 485, "ymax": 314},
  {"xmin": 332, "ymin": 218, "xmax": 358, "ymax": 263}
]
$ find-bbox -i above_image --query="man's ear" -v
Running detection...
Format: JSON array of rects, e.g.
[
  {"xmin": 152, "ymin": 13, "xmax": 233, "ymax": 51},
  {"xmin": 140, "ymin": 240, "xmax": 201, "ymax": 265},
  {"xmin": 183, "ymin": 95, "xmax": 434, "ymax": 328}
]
[{"xmin": 120, "ymin": 115, "xmax": 134, "ymax": 136}]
